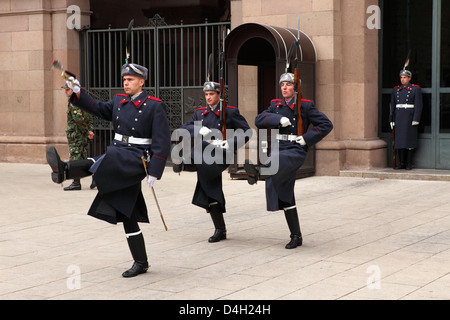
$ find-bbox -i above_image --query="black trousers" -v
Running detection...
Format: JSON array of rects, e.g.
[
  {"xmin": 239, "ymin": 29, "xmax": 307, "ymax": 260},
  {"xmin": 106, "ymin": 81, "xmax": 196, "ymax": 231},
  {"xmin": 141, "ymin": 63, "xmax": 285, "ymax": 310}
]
[{"xmin": 122, "ymin": 212, "xmax": 140, "ymax": 234}]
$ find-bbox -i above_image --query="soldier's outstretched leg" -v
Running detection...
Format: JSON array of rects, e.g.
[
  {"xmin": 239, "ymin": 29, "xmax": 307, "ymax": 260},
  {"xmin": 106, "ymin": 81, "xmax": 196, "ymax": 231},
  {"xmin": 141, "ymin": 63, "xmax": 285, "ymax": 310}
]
[
  {"xmin": 208, "ymin": 202, "xmax": 227, "ymax": 243},
  {"xmin": 122, "ymin": 231, "xmax": 149, "ymax": 278},
  {"xmin": 46, "ymin": 146, "xmax": 93, "ymax": 184},
  {"xmin": 283, "ymin": 206, "xmax": 303, "ymax": 249}
]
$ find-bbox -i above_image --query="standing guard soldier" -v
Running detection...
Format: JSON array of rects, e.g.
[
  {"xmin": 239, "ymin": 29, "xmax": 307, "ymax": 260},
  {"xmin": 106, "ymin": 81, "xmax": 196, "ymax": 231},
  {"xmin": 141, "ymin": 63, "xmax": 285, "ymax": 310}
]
[
  {"xmin": 244, "ymin": 73, "xmax": 333, "ymax": 249},
  {"xmin": 46, "ymin": 62, "xmax": 171, "ymax": 278},
  {"xmin": 62, "ymin": 83, "xmax": 94, "ymax": 191},
  {"xmin": 389, "ymin": 69, "xmax": 423, "ymax": 170},
  {"xmin": 173, "ymin": 81, "xmax": 251, "ymax": 243}
]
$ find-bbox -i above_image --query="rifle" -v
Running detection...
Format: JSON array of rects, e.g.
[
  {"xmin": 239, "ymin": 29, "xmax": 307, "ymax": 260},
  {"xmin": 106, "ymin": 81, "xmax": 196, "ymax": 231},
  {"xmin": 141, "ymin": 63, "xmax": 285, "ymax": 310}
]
[
  {"xmin": 219, "ymin": 27, "xmax": 227, "ymax": 140},
  {"xmin": 287, "ymin": 18, "xmax": 304, "ymax": 136}
]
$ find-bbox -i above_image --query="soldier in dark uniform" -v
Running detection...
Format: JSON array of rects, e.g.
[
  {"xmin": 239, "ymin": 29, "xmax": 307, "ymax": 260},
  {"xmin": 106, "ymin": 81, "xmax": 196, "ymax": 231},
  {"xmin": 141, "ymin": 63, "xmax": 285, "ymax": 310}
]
[
  {"xmin": 62, "ymin": 84, "xmax": 94, "ymax": 191},
  {"xmin": 244, "ymin": 73, "xmax": 333, "ymax": 249},
  {"xmin": 46, "ymin": 63, "xmax": 171, "ymax": 278},
  {"xmin": 389, "ymin": 69, "xmax": 423, "ymax": 170},
  {"xmin": 173, "ymin": 81, "xmax": 251, "ymax": 243}
]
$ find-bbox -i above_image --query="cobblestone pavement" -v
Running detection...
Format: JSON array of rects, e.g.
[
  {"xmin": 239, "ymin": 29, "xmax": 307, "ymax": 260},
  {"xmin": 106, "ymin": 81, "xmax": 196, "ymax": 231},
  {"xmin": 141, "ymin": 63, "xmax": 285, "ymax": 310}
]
[{"xmin": 0, "ymin": 163, "xmax": 449, "ymax": 300}]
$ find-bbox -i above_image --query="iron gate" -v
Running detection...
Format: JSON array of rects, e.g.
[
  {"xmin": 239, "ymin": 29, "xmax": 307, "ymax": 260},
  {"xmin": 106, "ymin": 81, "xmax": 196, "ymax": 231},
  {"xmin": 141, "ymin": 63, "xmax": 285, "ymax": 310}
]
[{"xmin": 81, "ymin": 16, "xmax": 230, "ymax": 157}]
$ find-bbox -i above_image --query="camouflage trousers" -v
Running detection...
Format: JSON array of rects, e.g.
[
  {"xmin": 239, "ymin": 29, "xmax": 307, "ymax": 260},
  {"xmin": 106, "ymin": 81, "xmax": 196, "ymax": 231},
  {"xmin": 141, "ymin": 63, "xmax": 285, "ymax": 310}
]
[{"xmin": 68, "ymin": 141, "xmax": 89, "ymax": 161}]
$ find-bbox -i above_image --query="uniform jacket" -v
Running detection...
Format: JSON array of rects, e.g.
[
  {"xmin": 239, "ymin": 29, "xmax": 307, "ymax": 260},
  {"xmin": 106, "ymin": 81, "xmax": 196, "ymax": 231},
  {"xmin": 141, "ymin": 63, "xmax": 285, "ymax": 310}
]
[
  {"xmin": 70, "ymin": 90, "xmax": 171, "ymax": 223},
  {"xmin": 181, "ymin": 104, "xmax": 251, "ymax": 212},
  {"xmin": 255, "ymin": 98, "xmax": 333, "ymax": 211},
  {"xmin": 389, "ymin": 83, "xmax": 423, "ymax": 149}
]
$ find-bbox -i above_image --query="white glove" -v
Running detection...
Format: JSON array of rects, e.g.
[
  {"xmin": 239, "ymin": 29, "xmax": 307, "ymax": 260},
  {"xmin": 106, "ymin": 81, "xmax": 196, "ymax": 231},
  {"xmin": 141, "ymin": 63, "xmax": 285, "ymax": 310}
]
[
  {"xmin": 199, "ymin": 126, "xmax": 212, "ymax": 136},
  {"xmin": 66, "ymin": 77, "xmax": 80, "ymax": 94},
  {"xmin": 390, "ymin": 122, "xmax": 395, "ymax": 130},
  {"xmin": 280, "ymin": 117, "xmax": 291, "ymax": 127},
  {"xmin": 412, "ymin": 121, "xmax": 419, "ymax": 126},
  {"xmin": 295, "ymin": 136, "xmax": 306, "ymax": 146},
  {"xmin": 209, "ymin": 139, "xmax": 229, "ymax": 149},
  {"xmin": 147, "ymin": 175, "xmax": 157, "ymax": 187}
]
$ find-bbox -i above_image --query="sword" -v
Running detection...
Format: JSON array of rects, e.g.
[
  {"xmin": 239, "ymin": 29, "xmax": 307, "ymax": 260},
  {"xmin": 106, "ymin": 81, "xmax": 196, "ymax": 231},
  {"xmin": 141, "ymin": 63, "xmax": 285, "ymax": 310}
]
[
  {"xmin": 141, "ymin": 156, "xmax": 168, "ymax": 231},
  {"xmin": 52, "ymin": 59, "xmax": 103, "ymax": 100}
]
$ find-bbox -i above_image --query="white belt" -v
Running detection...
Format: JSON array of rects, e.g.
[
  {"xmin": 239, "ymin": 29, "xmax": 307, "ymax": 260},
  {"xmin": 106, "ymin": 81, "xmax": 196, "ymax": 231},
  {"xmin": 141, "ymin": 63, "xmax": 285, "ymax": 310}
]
[
  {"xmin": 114, "ymin": 133, "xmax": 152, "ymax": 145},
  {"xmin": 396, "ymin": 104, "xmax": 414, "ymax": 109},
  {"xmin": 276, "ymin": 134, "xmax": 297, "ymax": 141}
]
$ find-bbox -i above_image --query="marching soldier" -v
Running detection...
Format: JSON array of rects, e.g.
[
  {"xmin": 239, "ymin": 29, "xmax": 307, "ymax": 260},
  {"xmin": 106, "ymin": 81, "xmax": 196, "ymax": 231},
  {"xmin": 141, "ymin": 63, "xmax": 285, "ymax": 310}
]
[
  {"xmin": 173, "ymin": 81, "xmax": 251, "ymax": 243},
  {"xmin": 62, "ymin": 84, "xmax": 94, "ymax": 191},
  {"xmin": 46, "ymin": 63, "xmax": 171, "ymax": 277},
  {"xmin": 389, "ymin": 69, "xmax": 423, "ymax": 170},
  {"xmin": 244, "ymin": 73, "xmax": 333, "ymax": 249}
]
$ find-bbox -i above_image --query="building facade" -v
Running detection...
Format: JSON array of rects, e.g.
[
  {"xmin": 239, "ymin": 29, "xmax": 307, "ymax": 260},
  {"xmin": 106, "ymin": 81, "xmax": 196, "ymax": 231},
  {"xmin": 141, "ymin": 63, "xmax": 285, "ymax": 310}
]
[{"xmin": 0, "ymin": 0, "xmax": 448, "ymax": 175}]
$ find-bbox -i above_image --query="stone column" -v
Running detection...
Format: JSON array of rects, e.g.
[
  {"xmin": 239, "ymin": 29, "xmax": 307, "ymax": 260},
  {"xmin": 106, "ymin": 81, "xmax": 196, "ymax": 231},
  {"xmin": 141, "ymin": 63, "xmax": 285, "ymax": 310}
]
[{"xmin": 0, "ymin": 0, "xmax": 90, "ymax": 163}]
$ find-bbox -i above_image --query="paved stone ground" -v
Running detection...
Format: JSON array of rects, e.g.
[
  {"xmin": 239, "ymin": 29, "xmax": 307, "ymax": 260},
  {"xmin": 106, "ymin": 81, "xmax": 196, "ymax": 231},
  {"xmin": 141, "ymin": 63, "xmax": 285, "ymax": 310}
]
[{"xmin": 0, "ymin": 163, "xmax": 449, "ymax": 300}]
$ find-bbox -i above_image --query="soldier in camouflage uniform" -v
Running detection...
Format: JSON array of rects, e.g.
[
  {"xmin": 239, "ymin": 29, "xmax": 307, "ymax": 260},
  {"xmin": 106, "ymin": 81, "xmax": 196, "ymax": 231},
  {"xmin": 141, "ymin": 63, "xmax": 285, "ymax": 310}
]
[{"xmin": 63, "ymin": 84, "xmax": 94, "ymax": 190}]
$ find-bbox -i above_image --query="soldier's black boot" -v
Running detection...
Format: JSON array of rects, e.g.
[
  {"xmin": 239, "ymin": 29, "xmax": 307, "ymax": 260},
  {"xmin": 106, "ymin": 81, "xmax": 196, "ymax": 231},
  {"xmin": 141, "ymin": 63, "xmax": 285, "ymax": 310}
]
[
  {"xmin": 208, "ymin": 203, "xmax": 227, "ymax": 243},
  {"xmin": 173, "ymin": 161, "xmax": 197, "ymax": 173},
  {"xmin": 64, "ymin": 178, "xmax": 81, "ymax": 191},
  {"xmin": 122, "ymin": 232, "xmax": 149, "ymax": 278},
  {"xmin": 284, "ymin": 207, "xmax": 303, "ymax": 249},
  {"xmin": 244, "ymin": 160, "xmax": 260, "ymax": 185},
  {"xmin": 90, "ymin": 176, "xmax": 97, "ymax": 189},
  {"xmin": 46, "ymin": 146, "xmax": 93, "ymax": 184},
  {"xmin": 46, "ymin": 146, "xmax": 67, "ymax": 183},
  {"xmin": 396, "ymin": 149, "xmax": 406, "ymax": 169},
  {"xmin": 405, "ymin": 149, "xmax": 413, "ymax": 170}
]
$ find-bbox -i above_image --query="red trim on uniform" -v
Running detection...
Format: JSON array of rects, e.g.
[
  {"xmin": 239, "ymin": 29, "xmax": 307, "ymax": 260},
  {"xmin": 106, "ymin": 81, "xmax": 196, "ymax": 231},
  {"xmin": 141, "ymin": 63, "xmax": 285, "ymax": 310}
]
[
  {"xmin": 152, "ymin": 154, "xmax": 167, "ymax": 161},
  {"xmin": 271, "ymin": 99, "xmax": 282, "ymax": 102},
  {"xmin": 412, "ymin": 84, "xmax": 420, "ymax": 87},
  {"xmin": 301, "ymin": 98, "xmax": 311, "ymax": 102},
  {"xmin": 116, "ymin": 93, "xmax": 127, "ymax": 97},
  {"xmin": 149, "ymin": 96, "xmax": 162, "ymax": 102},
  {"xmin": 314, "ymin": 126, "xmax": 324, "ymax": 138},
  {"xmin": 196, "ymin": 107, "xmax": 207, "ymax": 111},
  {"xmin": 226, "ymin": 105, "xmax": 236, "ymax": 109},
  {"xmin": 263, "ymin": 114, "xmax": 269, "ymax": 126}
]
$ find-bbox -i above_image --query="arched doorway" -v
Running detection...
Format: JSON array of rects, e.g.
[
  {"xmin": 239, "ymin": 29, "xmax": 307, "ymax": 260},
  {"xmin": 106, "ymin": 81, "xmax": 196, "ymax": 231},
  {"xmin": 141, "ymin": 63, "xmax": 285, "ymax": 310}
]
[{"xmin": 225, "ymin": 23, "xmax": 317, "ymax": 178}]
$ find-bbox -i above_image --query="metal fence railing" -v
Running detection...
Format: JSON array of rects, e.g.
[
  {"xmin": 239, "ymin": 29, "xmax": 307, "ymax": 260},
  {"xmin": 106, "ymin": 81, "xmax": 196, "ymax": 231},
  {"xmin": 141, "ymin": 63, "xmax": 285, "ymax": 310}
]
[{"xmin": 81, "ymin": 16, "xmax": 230, "ymax": 157}]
